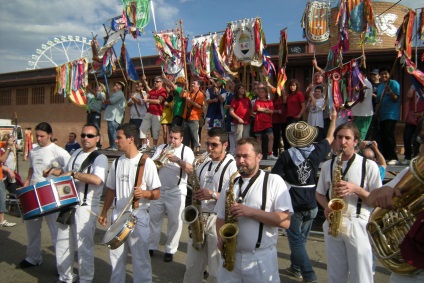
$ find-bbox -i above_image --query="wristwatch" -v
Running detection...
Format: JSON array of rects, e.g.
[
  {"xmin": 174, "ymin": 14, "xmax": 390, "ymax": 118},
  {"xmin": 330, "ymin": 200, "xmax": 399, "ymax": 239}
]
[{"xmin": 211, "ymin": 192, "xmax": 217, "ymax": 200}]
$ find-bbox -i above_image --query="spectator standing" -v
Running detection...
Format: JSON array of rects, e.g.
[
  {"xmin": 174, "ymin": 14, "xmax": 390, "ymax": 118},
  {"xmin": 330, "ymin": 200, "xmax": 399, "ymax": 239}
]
[
  {"xmin": 223, "ymin": 80, "xmax": 236, "ymax": 155},
  {"xmin": 140, "ymin": 76, "xmax": 167, "ymax": 152},
  {"xmin": 205, "ymin": 79, "xmax": 226, "ymax": 130},
  {"xmin": 86, "ymin": 83, "xmax": 106, "ymax": 148},
  {"xmin": 253, "ymin": 86, "xmax": 278, "ymax": 160},
  {"xmin": 104, "ymin": 81, "xmax": 126, "ymax": 151},
  {"xmin": 0, "ymin": 135, "xmax": 16, "ymax": 227},
  {"xmin": 307, "ymin": 85, "xmax": 326, "ymax": 142},
  {"xmin": 161, "ymin": 75, "xmax": 186, "ymax": 127},
  {"xmin": 128, "ymin": 81, "xmax": 148, "ymax": 148},
  {"xmin": 229, "ymin": 83, "xmax": 251, "ymax": 141},
  {"xmin": 181, "ymin": 80, "xmax": 205, "ymax": 152},
  {"xmin": 376, "ymin": 66, "xmax": 401, "ymax": 165},
  {"xmin": 65, "ymin": 132, "xmax": 81, "ymax": 155},
  {"xmin": 271, "ymin": 92, "xmax": 286, "ymax": 157},
  {"xmin": 402, "ymin": 85, "xmax": 424, "ymax": 164}
]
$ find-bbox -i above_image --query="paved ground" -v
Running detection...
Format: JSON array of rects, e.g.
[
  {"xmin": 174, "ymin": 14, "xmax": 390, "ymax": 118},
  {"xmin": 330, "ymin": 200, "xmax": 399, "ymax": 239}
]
[{"xmin": 0, "ymin": 154, "xmax": 392, "ymax": 283}]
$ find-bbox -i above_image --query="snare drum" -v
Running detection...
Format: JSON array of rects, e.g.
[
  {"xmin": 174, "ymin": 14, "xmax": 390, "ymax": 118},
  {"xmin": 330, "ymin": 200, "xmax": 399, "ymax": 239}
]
[
  {"xmin": 17, "ymin": 176, "xmax": 79, "ymax": 220},
  {"xmin": 103, "ymin": 211, "xmax": 138, "ymax": 250}
]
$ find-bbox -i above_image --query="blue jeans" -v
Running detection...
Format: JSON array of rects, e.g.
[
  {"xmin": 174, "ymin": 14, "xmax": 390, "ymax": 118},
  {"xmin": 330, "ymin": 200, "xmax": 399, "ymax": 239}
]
[
  {"xmin": 287, "ymin": 207, "xmax": 318, "ymax": 282},
  {"xmin": 107, "ymin": 120, "xmax": 120, "ymax": 149}
]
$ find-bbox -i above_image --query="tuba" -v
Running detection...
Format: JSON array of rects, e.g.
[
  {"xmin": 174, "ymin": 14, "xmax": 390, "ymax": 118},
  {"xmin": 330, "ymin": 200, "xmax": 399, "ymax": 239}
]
[
  {"xmin": 153, "ymin": 144, "xmax": 175, "ymax": 170},
  {"xmin": 219, "ymin": 169, "xmax": 241, "ymax": 271},
  {"xmin": 328, "ymin": 150, "xmax": 345, "ymax": 237},
  {"xmin": 181, "ymin": 151, "xmax": 211, "ymax": 250},
  {"xmin": 367, "ymin": 154, "xmax": 424, "ymax": 274}
]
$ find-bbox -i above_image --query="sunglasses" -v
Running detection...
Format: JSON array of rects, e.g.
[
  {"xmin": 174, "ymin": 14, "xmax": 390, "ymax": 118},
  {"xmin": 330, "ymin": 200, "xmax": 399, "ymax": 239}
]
[
  {"xmin": 81, "ymin": 134, "xmax": 96, "ymax": 139},
  {"xmin": 155, "ymin": 80, "xmax": 162, "ymax": 83},
  {"xmin": 206, "ymin": 141, "xmax": 221, "ymax": 148}
]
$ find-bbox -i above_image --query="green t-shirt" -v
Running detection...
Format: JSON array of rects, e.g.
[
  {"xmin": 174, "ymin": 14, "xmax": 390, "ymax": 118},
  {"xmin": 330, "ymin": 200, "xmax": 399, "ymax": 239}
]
[{"xmin": 173, "ymin": 86, "xmax": 185, "ymax": 116}]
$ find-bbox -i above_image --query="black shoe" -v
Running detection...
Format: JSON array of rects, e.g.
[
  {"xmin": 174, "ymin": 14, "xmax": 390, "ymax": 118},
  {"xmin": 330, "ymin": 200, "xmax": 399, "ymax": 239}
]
[
  {"xmin": 149, "ymin": 250, "xmax": 154, "ymax": 257},
  {"xmin": 17, "ymin": 259, "xmax": 39, "ymax": 269},
  {"xmin": 164, "ymin": 253, "xmax": 173, "ymax": 262}
]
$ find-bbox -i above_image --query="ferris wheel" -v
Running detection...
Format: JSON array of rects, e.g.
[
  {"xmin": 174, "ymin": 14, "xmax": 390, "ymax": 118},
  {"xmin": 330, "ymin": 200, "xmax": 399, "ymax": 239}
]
[{"xmin": 27, "ymin": 35, "xmax": 92, "ymax": 70}]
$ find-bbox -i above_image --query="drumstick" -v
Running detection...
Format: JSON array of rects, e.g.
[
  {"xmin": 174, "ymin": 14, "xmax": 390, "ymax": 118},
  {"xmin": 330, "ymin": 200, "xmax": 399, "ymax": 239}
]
[{"xmin": 87, "ymin": 209, "xmax": 100, "ymax": 218}]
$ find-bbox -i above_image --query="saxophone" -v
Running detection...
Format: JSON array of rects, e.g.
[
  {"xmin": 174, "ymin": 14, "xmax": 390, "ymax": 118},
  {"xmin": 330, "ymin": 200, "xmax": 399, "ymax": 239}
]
[
  {"xmin": 219, "ymin": 169, "xmax": 241, "ymax": 271},
  {"xmin": 181, "ymin": 151, "xmax": 211, "ymax": 250},
  {"xmin": 367, "ymin": 154, "xmax": 424, "ymax": 274},
  {"xmin": 328, "ymin": 150, "xmax": 345, "ymax": 237}
]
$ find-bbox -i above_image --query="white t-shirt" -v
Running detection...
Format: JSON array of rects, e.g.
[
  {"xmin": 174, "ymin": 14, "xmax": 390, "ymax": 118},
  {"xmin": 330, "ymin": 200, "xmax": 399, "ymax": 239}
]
[
  {"xmin": 106, "ymin": 153, "xmax": 161, "ymax": 220},
  {"xmin": 128, "ymin": 92, "xmax": 148, "ymax": 119},
  {"xmin": 29, "ymin": 143, "xmax": 71, "ymax": 184},
  {"xmin": 307, "ymin": 97, "xmax": 325, "ymax": 128},
  {"xmin": 65, "ymin": 149, "xmax": 108, "ymax": 208},
  {"xmin": 152, "ymin": 144, "xmax": 195, "ymax": 192},
  {"xmin": 351, "ymin": 79, "xmax": 374, "ymax": 117},
  {"xmin": 196, "ymin": 154, "xmax": 238, "ymax": 213},
  {"xmin": 216, "ymin": 170, "xmax": 293, "ymax": 251},
  {"xmin": 316, "ymin": 153, "xmax": 382, "ymax": 219}
]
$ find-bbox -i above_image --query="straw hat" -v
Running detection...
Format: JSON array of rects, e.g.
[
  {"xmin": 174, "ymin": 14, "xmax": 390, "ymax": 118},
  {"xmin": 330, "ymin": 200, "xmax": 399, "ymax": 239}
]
[
  {"xmin": 117, "ymin": 81, "xmax": 125, "ymax": 89},
  {"xmin": 285, "ymin": 121, "xmax": 318, "ymax": 148}
]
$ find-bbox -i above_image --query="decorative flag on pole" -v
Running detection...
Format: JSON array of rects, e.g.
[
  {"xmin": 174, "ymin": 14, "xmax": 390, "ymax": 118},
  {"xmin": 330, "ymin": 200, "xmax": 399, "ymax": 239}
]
[
  {"xmin": 276, "ymin": 29, "xmax": 288, "ymax": 96},
  {"xmin": 395, "ymin": 9, "xmax": 416, "ymax": 60},
  {"xmin": 301, "ymin": 1, "xmax": 331, "ymax": 45},
  {"xmin": 120, "ymin": 42, "xmax": 140, "ymax": 82},
  {"xmin": 122, "ymin": 0, "xmax": 150, "ymax": 30}
]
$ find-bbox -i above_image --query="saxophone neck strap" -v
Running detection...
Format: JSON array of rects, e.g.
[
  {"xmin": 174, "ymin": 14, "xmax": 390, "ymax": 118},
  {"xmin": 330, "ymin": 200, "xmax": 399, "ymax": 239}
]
[
  {"xmin": 256, "ymin": 171, "xmax": 269, "ymax": 249},
  {"xmin": 237, "ymin": 169, "xmax": 262, "ymax": 203}
]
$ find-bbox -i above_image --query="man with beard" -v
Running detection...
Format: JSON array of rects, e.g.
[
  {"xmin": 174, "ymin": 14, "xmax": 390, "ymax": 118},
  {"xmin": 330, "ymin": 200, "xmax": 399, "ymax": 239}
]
[{"xmin": 215, "ymin": 137, "xmax": 293, "ymax": 282}]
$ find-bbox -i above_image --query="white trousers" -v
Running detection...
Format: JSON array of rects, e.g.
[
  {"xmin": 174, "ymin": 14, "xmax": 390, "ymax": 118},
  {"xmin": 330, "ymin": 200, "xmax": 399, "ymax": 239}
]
[
  {"xmin": 232, "ymin": 124, "xmax": 250, "ymax": 142},
  {"xmin": 109, "ymin": 209, "xmax": 152, "ymax": 283},
  {"xmin": 217, "ymin": 246, "xmax": 280, "ymax": 283},
  {"xmin": 24, "ymin": 212, "xmax": 58, "ymax": 265},
  {"xmin": 323, "ymin": 218, "xmax": 374, "ymax": 283},
  {"xmin": 390, "ymin": 271, "xmax": 424, "ymax": 283},
  {"xmin": 56, "ymin": 205, "xmax": 98, "ymax": 283},
  {"xmin": 149, "ymin": 186, "xmax": 186, "ymax": 254},
  {"xmin": 183, "ymin": 214, "xmax": 220, "ymax": 283}
]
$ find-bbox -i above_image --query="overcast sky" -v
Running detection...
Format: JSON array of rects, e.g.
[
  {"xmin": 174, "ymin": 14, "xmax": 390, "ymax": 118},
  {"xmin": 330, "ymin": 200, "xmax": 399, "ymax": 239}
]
[{"xmin": 0, "ymin": 0, "xmax": 421, "ymax": 74}]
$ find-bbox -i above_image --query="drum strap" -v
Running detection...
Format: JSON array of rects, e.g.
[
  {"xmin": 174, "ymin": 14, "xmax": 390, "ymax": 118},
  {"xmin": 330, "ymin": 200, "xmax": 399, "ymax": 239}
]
[{"xmin": 133, "ymin": 154, "xmax": 148, "ymax": 209}]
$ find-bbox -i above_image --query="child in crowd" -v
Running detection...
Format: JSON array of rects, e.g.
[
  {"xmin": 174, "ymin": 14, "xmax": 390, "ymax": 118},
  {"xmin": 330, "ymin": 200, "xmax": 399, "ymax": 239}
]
[
  {"xmin": 253, "ymin": 86, "xmax": 278, "ymax": 160},
  {"xmin": 307, "ymin": 85, "xmax": 325, "ymax": 141},
  {"xmin": 229, "ymin": 83, "xmax": 251, "ymax": 141}
]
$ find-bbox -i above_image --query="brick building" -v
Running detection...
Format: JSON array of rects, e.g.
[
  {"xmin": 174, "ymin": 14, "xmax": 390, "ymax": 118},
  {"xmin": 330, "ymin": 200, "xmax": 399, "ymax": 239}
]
[{"xmin": 0, "ymin": 1, "xmax": 422, "ymax": 147}]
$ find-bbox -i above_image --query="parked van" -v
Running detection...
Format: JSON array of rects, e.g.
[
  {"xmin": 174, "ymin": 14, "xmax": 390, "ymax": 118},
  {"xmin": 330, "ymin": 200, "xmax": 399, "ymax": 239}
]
[{"xmin": 0, "ymin": 119, "xmax": 24, "ymax": 150}]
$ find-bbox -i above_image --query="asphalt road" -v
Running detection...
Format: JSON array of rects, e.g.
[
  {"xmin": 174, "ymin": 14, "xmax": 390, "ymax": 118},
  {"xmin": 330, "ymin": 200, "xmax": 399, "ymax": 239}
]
[{"xmin": 0, "ymin": 154, "xmax": 391, "ymax": 283}]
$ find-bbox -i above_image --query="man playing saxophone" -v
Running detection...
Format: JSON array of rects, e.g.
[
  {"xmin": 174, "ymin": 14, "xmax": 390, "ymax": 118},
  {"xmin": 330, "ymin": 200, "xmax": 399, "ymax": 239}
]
[
  {"xmin": 149, "ymin": 126, "xmax": 195, "ymax": 262},
  {"xmin": 365, "ymin": 117, "xmax": 424, "ymax": 283},
  {"xmin": 215, "ymin": 137, "xmax": 293, "ymax": 283},
  {"xmin": 183, "ymin": 127, "xmax": 237, "ymax": 283},
  {"xmin": 315, "ymin": 122, "xmax": 382, "ymax": 283}
]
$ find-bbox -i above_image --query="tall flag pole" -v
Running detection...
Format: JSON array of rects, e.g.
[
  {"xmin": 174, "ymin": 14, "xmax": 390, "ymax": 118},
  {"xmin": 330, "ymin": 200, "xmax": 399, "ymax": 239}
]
[{"xmin": 150, "ymin": 0, "xmax": 158, "ymax": 32}]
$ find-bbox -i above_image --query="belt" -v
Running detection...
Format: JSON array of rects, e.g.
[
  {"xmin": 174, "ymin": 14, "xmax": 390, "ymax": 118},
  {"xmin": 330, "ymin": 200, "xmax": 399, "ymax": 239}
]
[
  {"xmin": 88, "ymin": 110, "xmax": 100, "ymax": 114},
  {"xmin": 202, "ymin": 212, "xmax": 217, "ymax": 216}
]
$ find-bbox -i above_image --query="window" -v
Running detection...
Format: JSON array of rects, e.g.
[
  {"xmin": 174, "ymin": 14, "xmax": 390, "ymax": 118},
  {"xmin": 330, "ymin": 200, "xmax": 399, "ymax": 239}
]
[
  {"xmin": 16, "ymin": 88, "xmax": 29, "ymax": 105},
  {"xmin": 32, "ymin": 87, "xmax": 45, "ymax": 105},
  {"xmin": 0, "ymin": 89, "xmax": 12, "ymax": 106},
  {"xmin": 49, "ymin": 86, "xmax": 64, "ymax": 104}
]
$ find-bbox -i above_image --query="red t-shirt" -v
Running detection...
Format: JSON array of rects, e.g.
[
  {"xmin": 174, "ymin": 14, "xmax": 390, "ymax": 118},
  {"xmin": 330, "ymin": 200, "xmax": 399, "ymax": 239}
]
[
  {"xmin": 286, "ymin": 91, "xmax": 305, "ymax": 118},
  {"xmin": 272, "ymin": 96, "xmax": 286, "ymax": 124},
  {"xmin": 230, "ymin": 97, "xmax": 251, "ymax": 124},
  {"xmin": 148, "ymin": 87, "xmax": 167, "ymax": 116},
  {"xmin": 253, "ymin": 99, "xmax": 274, "ymax": 132}
]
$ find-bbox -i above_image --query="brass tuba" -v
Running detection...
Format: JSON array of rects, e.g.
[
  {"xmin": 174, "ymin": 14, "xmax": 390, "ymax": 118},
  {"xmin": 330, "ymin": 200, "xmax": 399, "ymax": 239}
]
[
  {"xmin": 181, "ymin": 151, "xmax": 211, "ymax": 250},
  {"xmin": 219, "ymin": 169, "xmax": 242, "ymax": 271},
  {"xmin": 153, "ymin": 144, "xmax": 175, "ymax": 170},
  {"xmin": 328, "ymin": 150, "xmax": 345, "ymax": 237},
  {"xmin": 366, "ymin": 154, "xmax": 424, "ymax": 274}
]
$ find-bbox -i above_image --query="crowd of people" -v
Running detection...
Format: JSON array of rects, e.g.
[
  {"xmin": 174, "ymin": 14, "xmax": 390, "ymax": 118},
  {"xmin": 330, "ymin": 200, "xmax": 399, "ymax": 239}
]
[{"xmin": 0, "ymin": 60, "xmax": 423, "ymax": 283}]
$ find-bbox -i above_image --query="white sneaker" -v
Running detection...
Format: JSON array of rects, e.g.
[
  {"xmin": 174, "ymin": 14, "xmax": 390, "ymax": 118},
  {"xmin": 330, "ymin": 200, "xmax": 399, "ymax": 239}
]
[
  {"xmin": 401, "ymin": 159, "xmax": 410, "ymax": 165},
  {"xmin": 387, "ymin": 160, "xmax": 399, "ymax": 165},
  {"xmin": 267, "ymin": 154, "xmax": 278, "ymax": 160},
  {"xmin": 1, "ymin": 220, "xmax": 16, "ymax": 227}
]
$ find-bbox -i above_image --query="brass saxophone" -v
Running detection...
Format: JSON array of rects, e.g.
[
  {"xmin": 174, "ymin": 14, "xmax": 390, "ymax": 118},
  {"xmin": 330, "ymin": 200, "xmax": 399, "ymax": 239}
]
[
  {"xmin": 367, "ymin": 154, "xmax": 424, "ymax": 274},
  {"xmin": 153, "ymin": 144, "xmax": 175, "ymax": 170},
  {"xmin": 181, "ymin": 151, "xmax": 211, "ymax": 250},
  {"xmin": 219, "ymin": 169, "xmax": 241, "ymax": 271},
  {"xmin": 328, "ymin": 150, "xmax": 345, "ymax": 237}
]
